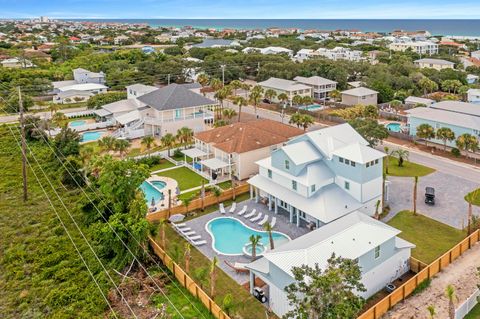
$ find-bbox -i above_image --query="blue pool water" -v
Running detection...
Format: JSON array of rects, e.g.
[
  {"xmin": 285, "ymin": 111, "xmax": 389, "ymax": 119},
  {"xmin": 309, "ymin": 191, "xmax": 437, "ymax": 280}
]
[
  {"xmin": 302, "ymin": 104, "xmax": 323, "ymax": 112},
  {"xmin": 386, "ymin": 122, "xmax": 402, "ymax": 133},
  {"xmin": 69, "ymin": 120, "xmax": 86, "ymax": 127},
  {"xmin": 140, "ymin": 181, "xmax": 165, "ymax": 204},
  {"xmin": 206, "ymin": 217, "xmax": 290, "ymax": 255},
  {"xmin": 80, "ymin": 131, "xmax": 104, "ymax": 142}
]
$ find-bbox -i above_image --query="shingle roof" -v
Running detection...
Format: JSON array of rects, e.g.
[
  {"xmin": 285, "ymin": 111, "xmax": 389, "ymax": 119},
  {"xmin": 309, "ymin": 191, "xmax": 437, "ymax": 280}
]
[
  {"xmin": 137, "ymin": 83, "xmax": 215, "ymax": 111},
  {"xmin": 195, "ymin": 120, "xmax": 303, "ymax": 154}
]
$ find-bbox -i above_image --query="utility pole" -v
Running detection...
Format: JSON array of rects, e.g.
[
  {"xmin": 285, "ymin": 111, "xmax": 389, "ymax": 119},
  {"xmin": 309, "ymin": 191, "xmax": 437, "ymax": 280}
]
[
  {"xmin": 18, "ymin": 87, "xmax": 28, "ymax": 202},
  {"xmin": 167, "ymin": 74, "xmax": 171, "ymax": 85},
  {"xmin": 220, "ymin": 65, "xmax": 225, "ymax": 86}
]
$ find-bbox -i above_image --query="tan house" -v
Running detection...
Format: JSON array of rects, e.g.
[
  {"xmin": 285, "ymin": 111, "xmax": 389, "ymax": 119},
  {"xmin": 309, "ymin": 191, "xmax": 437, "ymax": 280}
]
[
  {"xmin": 258, "ymin": 77, "xmax": 312, "ymax": 105},
  {"xmin": 341, "ymin": 87, "xmax": 378, "ymax": 106},
  {"xmin": 185, "ymin": 120, "xmax": 304, "ymax": 181},
  {"xmin": 414, "ymin": 58, "xmax": 455, "ymax": 70}
]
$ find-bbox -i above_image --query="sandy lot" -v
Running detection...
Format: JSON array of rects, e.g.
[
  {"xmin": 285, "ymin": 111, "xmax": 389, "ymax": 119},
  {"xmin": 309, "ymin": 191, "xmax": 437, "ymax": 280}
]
[{"xmin": 384, "ymin": 242, "xmax": 480, "ymax": 319}]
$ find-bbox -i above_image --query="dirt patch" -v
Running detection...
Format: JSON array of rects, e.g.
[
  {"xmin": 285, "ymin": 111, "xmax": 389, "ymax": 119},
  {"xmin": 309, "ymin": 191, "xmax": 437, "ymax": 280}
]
[{"xmin": 384, "ymin": 243, "xmax": 480, "ymax": 319}]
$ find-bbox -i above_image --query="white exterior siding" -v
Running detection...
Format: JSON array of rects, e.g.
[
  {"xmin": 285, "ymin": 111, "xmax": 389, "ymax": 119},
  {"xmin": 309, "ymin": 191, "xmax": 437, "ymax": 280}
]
[
  {"xmin": 361, "ymin": 176, "xmax": 383, "ymax": 203},
  {"xmin": 335, "ymin": 175, "xmax": 361, "ymax": 202}
]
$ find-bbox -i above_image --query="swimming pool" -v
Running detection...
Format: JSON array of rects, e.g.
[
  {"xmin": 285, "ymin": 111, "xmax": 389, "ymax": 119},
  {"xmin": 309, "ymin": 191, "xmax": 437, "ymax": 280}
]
[
  {"xmin": 80, "ymin": 131, "xmax": 105, "ymax": 142},
  {"xmin": 206, "ymin": 217, "xmax": 290, "ymax": 255},
  {"xmin": 386, "ymin": 122, "xmax": 402, "ymax": 133},
  {"xmin": 69, "ymin": 120, "xmax": 86, "ymax": 127},
  {"xmin": 301, "ymin": 104, "xmax": 323, "ymax": 112},
  {"xmin": 140, "ymin": 180, "xmax": 164, "ymax": 205}
]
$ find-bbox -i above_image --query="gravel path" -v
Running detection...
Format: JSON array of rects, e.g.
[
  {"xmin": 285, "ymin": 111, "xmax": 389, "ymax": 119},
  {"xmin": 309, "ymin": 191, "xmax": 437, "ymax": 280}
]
[{"xmin": 384, "ymin": 242, "xmax": 480, "ymax": 319}]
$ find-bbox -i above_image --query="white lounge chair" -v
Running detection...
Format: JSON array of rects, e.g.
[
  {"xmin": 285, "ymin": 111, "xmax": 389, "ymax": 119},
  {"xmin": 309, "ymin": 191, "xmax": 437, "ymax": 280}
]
[
  {"xmin": 183, "ymin": 231, "xmax": 196, "ymax": 237},
  {"xmin": 229, "ymin": 202, "xmax": 237, "ymax": 213},
  {"xmin": 188, "ymin": 235, "xmax": 201, "ymax": 241},
  {"xmin": 219, "ymin": 203, "xmax": 226, "ymax": 214},
  {"xmin": 177, "ymin": 227, "xmax": 191, "ymax": 232},
  {"xmin": 271, "ymin": 217, "xmax": 277, "ymax": 228},
  {"xmin": 244, "ymin": 209, "xmax": 256, "ymax": 219},
  {"xmin": 237, "ymin": 205, "xmax": 248, "ymax": 216},
  {"xmin": 173, "ymin": 223, "xmax": 186, "ymax": 228},
  {"xmin": 250, "ymin": 212, "xmax": 263, "ymax": 222},
  {"xmin": 193, "ymin": 240, "xmax": 207, "ymax": 246},
  {"xmin": 258, "ymin": 215, "xmax": 269, "ymax": 226}
]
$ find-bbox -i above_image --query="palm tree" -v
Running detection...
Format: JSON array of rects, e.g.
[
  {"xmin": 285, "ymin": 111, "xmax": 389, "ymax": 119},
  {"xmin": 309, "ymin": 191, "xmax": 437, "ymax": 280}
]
[
  {"xmin": 264, "ymin": 89, "xmax": 277, "ymax": 103},
  {"xmin": 391, "ymin": 149, "xmax": 409, "ymax": 167},
  {"xmin": 183, "ymin": 196, "xmax": 192, "ymax": 213},
  {"xmin": 98, "ymin": 136, "xmax": 116, "ymax": 152},
  {"xmin": 390, "ymin": 100, "xmax": 402, "ymax": 112},
  {"xmin": 222, "ymin": 108, "xmax": 237, "ymax": 123},
  {"xmin": 329, "ymin": 89, "xmax": 341, "ymax": 102},
  {"xmin": 436, "ymin": 127, "xmax": 455, "ymax": 152},
  {"xmin": 197, "ymin": 73, "xmax": 210, "ymax": 95},
  {"xmin": 416, "ymin": 123, "xmax": 435, "ymax": 147},
  {"xmin": 159, "ymin": 218, "xmax": 167, "ymax": 249},
  {"xmin": 114, "ymin": 139, "xmax": 130, "ymax": 158},
  {"xmin": 141, "ymin": 135, "xmax": 155, "ymax": 151},
  {"xmin": 277, "ymin": 92, "xmax": 289, "ymax": 107},
  {"xmin": 233, "ymin": 96, "xmax": 247, "ymax": 122},
  {"xmin": 263, "ymin": 222, "xmax": 274, "ymax": 250},
  {"xmin": 249, "ymin": 234, "xmax": 261, "ymax": 261},
  {"xmin": 214, "ymin": 87, "xmax": 229, "ymax": 119},
  {"xmin": 456, "ymin": 133, "xmax": 479, "ymax": 160},
  {"xmin": 427, "ymin": 305, "xmax": 436, "ymax": 319},
  {"xmin": 249, "ymin": 85, "xmax": 263, "ymax": 115},
  {"xmin": 209, "ymin": 77, "xmax": 222, "ymax": 92},
  {"xmin": 292, "ymin": 94, "xmax": 303, "ymax": 107},
  {"xmin": 445, "ymin": 284, "xmax": 457, "ymax": 319},
  {"xmin": 210, "ymin": 256, "xmax": 219, "ymax": 298},
  {"xmin": 213, "ymin": 188, "xmax": 222, "ymax": 206},
  {"xmin": 49, "ymin": 103, "xmax": 59, "ymax": 117},
  {"xmin": 300, "ymin": 114, "xmax": 314, "ymax": 131},
  {"xmin": 161, "ymin": 133, "xmax": 176, "ymax": 157},
  {"xmin": 384, "ymin": 146, "xmax": 390, "ymax": 174},
  {"xmin": 301, "ymin": 96, "xmax": 314, "ymax": 106},
  {"xmin": 52, "ymin": 112, "xmax": 67, "ymax": 127},
  {"xmin": 289, "ymin": 112, "xmax": 303, "ymax": 128},
  {"xmin": 458, "ymin": 85, "xmax": 470, "ymax": 102},
  {"xmin": 184, "ymin": 242, "xmax": 191, "ymax": 273},
  {"xmin": 413, "ymin": 176, "xmax": 419, "ymax": 216},
  {"xmin": 374, "ymin": 199, "xmax": 381, "ymax": 220},
  {"xmin": 465, "ymin": 189, "xmax": 480, "ymax": 234},
  {"xmin": 176, "ymin": 126, "xmax": 193, "ymax": 148},
  {"xmin": 229, "ymin": 80, "xmax": 243, "ymax": 96},
  {"xmin": 418, "ymin": 77, "xmax": 438, "ymax": 96}
]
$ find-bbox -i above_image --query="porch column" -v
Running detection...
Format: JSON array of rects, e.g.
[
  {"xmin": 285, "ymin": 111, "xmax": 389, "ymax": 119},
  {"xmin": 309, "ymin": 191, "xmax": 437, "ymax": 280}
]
[
  {"xmin": 249, "ymin": 185, "xmax": 253, "ymax": 199},
  {"xmin": 296, "ymin": 211, "xmax": 300, "ymax": 227},
  {"xmin": 268, "ymin": 194, "xmax": 272, "ymax": 211},
  {"xmin": 289, "ymin": 205, "xmax": 293, "ymax": 223},
  {"xmin": 255, "ymin": 187, "xmax": 259, "ymax": 203},
  {"xmin": 274, "ymin": 198, "xmax": 278, "ymax": 214},
  {"xmin": 249, "ymin": 271, "xmax": 255, "ymax": 295}
]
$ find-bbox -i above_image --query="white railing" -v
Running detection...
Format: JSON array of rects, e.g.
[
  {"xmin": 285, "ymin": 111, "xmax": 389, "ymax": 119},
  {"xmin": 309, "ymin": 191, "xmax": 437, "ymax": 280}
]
[
  {"xmin": 456, "ymin": 289, "xmax": 479, "ymax": 319},
  {"xmin": 71, "ymin": 120, "xmax": 114, "ymax": 132}
]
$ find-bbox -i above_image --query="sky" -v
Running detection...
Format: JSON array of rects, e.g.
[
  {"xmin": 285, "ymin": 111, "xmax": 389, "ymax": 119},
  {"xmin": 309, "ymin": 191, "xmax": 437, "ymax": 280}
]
[{"xmin": 1, "ymin": 0, "xmax": 480, "ymax": 19}]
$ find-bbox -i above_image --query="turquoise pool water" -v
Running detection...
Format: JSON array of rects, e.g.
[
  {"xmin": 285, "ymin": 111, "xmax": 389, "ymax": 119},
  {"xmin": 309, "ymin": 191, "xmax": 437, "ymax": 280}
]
[
  {"xmin": 80, "ymin": 131, "xmax": 104, "ymax": 142},
  {"xmin": 386, "ymin": 122, "xmax": 402, "ymax": 132},
  {"xmin": 206, "ymin": 217, "xmax": 290, "ymax": 255},
  {"xmin": 69, "ymin": 120, "xmax": 86, "ymax": 127},
  {"xmin": 301, "ymin": 104, "xmax": 323, "ymax": 111},
  {"xmin": 140, "ymin": 181, "xmax": 164, "ymax": 204}
]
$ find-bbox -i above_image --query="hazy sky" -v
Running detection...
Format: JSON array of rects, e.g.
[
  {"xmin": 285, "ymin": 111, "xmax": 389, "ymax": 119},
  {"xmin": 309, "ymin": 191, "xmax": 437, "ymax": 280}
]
[{"xmin": 1, "ymin": 0, "xmax": 480, "ymax": 19}]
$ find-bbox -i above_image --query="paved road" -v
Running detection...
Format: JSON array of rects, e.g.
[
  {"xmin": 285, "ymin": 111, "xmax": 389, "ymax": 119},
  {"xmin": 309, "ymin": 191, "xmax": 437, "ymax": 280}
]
[{"xmin": 0, "ymin": 106, "xmax": 88, "ymax": 123}]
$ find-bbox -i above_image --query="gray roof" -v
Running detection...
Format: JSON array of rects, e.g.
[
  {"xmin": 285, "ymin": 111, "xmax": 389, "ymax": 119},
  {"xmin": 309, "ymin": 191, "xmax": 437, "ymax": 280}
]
[
  {"xmin": 414, "ymin": 58, "xmax": 455, "ymax": 65},
  {"xmin": 430, "ymin": 101, "xmax": 480, "ymax": 117},
  {"xmin": 192, "ymin": 39, "xmax": 235, "ymax": 48},
  {"xmin": 341, "ymin": 87, "xmax": 378, "ymax": 96},
  {"xmin": 407, "ymin": 107, "xmax": 480, "ymax": 131},
  {"xmin": 137, "ymin": 83, "xmax": 215, "ymax": 111},
  {"xmin": 258, "ymin": 77, "xmax": 311, "ymax": 92},
  {"xmin": 293, "ymin": 75, "xmax": 337, "ymax": 86}
]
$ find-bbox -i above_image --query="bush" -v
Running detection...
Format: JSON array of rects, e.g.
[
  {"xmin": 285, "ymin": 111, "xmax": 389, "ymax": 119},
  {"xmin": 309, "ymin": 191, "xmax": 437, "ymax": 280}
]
[
  {"xmin": 412, "ymin": 278, "xmax": 431, "ymax": 295},
  {"xmin": 135, "ymin": 155, "xmax": 162, "ymax": 167},
  {"xmin": 451, "ymin": 147, "xmax": 461, "ymax": 157},
  {"xmin": 173, "ymin": 148, "xmax": 183, "ymax": 158},
  {"xmin": 86, "ymin": 92, "xmax": 127, "ymax": 109}
]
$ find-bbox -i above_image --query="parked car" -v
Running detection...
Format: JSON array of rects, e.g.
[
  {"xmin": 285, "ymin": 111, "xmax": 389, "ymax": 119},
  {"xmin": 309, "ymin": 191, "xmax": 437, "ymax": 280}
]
[
  {"xmin": 425, "ymin": 187, "xmax": 435, "ymax": 205},
  {"xmin": 253, "ymin": 287, "xmax": 268, "ymax": 303}
]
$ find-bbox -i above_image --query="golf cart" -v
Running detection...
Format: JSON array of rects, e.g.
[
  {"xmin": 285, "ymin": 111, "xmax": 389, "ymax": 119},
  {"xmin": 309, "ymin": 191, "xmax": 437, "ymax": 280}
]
[
  {"xmin": 253, "ymin": 287, "xmax": 268, "ymax": 303},
  {"xmin": 425, "ymin": 187, "xmax": 435, "ymax": 205}
]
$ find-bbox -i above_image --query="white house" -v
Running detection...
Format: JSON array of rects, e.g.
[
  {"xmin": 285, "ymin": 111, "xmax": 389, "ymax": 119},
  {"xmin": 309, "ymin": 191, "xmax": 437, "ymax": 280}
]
[
  {"xmin": 341, "ymin": 87, "xmax": 378, "ymax": 106},
  {"xmin": 246, "ymin": 211, "xmax": 414, "ymax": 318},
  {"xmin": 243, "ymin": 46, "xmax": 293, "ymax": 58},
  {"xmin": 389, "ymin": 41, "xmax": 438, "ymax": 55},
  {"xmin": 258, "ymin": 77, "xmax": 312, "ymax": 105},
  {"xmin": 52, "ymin": 68, "xmax": 107, "ymax": 103},
  {"xmin": 404, "ymin": 96, "xmax": 435, "ymax": 106},
  {"xmin": 293, "ymin": 76, "xmax": 337, "ymax": 100},
  {"xmin": 73, "ymin": 68, "xmax": 106, "ymax": 84},
  {"xmin": 414, "ymin": 58, "xmax": 455, "ymax": 70},
  {"xmin": 1, "ymin": 58, "xmax": 34, "ymax": 68},
  {"xmin": 248, "ymin": 123, "xmax": 386, "ymax": 229},
  {"xmin": 467, "ymin": 89, "xmax": 480, "ymax": 104}
]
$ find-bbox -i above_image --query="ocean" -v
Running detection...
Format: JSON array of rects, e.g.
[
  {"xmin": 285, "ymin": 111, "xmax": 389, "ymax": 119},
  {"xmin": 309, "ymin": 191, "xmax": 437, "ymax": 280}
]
[{"xmin": 71, "ymin": 19, "xmax": 480, "ymax": 37}]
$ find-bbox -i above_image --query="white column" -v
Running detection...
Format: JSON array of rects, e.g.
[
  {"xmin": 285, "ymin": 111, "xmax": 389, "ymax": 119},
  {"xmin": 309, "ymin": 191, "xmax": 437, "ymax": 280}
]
[
  {"xmin": 296, "ymin": 211, "xmax": 300, "ymax": 227},
  {"xmin": 274, "ymin": 198, "xmax": 278, "ymax": 214},
  {"xmin": 250, "ymin": 185, "xmax": 253, "ymax": 199},
  {"xmin": 255, "ymin": 187, "xmax": 259, "ymax": 203},
  {"xmin": 249, "ymin": 272, "xmax": 255, "ymax": 294},
  {"xmin": 289, "ymin": 205, "xmax": 293, "ymax": 223},
  {"xmin": 268, "ymin": 194, "xmax": 272, "ymax": 211}
]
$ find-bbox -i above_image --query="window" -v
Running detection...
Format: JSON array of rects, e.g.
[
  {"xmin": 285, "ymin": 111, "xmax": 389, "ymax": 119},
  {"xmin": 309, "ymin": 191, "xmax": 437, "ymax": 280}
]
[
  {"xmin": 366, "ymin": 162, "xmax": 370, "ymax": 168},
  {"xmin": 345, "ymin": 159, "xmax": 350, "ymax": 165},
  {"xmin": 292, "ymin": 180, "xmax": 297, "ymax": 191},
  {"xmin": 285, "ymin": 160, "xmax": 290, "ymax": 170},
  {"xmin": 311, "ymin": 184, "xmax": 316, "ymax": 193},
  {"xmin": 375, "ymin": 159, "xmax": 379, "ymax": 164},
  {"xmin": 344, "ymin": 181, "xmax": 350, "ymax": 190},
  {"xmin": 351, "ymin": 161, "xmax": 356, "ymax": 167},
  {"xmin": 339, "ymin": 157, "xmax": 344, "ymax": 163},
  {"xmin": 268, "ymin": 169, "xmax": 272, "ymax": 179},
  {"xmin": 374, "ymin": 245, "xmax": 381, "ymax": 259}
]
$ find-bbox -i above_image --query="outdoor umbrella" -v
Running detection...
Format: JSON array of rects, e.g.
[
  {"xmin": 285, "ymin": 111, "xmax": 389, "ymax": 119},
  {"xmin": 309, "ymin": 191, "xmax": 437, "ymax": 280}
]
[{"xmin": 169, "ymin": 214, "xmax": 185, "ymax": 223}]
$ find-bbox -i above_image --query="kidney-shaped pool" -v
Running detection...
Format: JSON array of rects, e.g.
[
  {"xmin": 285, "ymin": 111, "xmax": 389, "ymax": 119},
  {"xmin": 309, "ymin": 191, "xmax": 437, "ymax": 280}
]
[{"xmin": 206, "ymin": 217, "xmax": 290, "ymax": 255}]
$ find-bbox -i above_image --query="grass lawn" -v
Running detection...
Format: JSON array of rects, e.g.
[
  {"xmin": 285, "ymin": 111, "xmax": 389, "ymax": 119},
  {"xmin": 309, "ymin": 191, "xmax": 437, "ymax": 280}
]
[
  {"xmin": 157, "ymin": 167, "xmax": 208, "ymax": 191},
  {"xmin": 387, "ymin": 211, "xmax": 466, "ymax": 264},
  {"xmin": 385, "ymin": 156, "xmax": 435, "ymax": 177},
  {"xmin": 150, "ymin": 159, "xmax": 176, "ymax": 172},
  {"xmin": 465, "ymin": 302, "xmax": 480, "ymax": 319},
  {"xmin": 465, "ymin": 188, "xmax": 480, "ymax": 206},
  {"xmin": 216, "ymin": 181, "xmax": 233, "ymax": 190}
]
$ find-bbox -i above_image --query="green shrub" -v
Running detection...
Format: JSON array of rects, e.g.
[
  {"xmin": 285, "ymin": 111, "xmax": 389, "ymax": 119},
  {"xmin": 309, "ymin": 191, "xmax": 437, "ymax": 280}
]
[
  {"xmin": 412, "ymin": 278, "xmax": 431, "ymax": 295},
  {"xmin": 173, "ymin": 148, "xmax": 183, "ymax": 158},
  {"xmin": 451, "ymin": 147, "xmax": 461, "ymax": 157},
  {"xmin": 135, "ymin": 156, "xmax": 162, "ymax": 167}
]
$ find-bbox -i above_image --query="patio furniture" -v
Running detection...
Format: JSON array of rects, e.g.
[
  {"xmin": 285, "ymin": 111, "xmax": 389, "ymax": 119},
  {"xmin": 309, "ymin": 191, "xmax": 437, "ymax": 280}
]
[
  {"xmin": 258, "ymin": 215, "xmax": 269, "ymax": 226},
  {"xmin": 173, "ymin": 223, "xmax": 186, "ymax": 228},
  {"xmin": 237, "ymin": 205, "xmax": 248, "ymax": 216},
  {"xmin": 177, "ymin": 227, "xmax": 191, "ymax": 232},
  {"xmin": 219, "ymin": 203, "xmax": 226, "ymax": 214},
  {"xmin": 250, "ymin": 212, "xmax": 263, "ymax": 222},
  {"xmin": 244, "ymin": 209, "xmax": 256, "ymax": 218},
  {"xmin": 229, "ymin": 202, "xmax": 237, "ymax": 213},
  {"xmin": 224, "ymin": 260, "xmax": 249, "ymax": 273},
  {"xmin": 188, "ymin": 235, "xmax": 202, "ymax": 241},
  {"xmin": 192, "ymin": 239, "xmax": 207, "ymax": 246},
  {"xmin": 271, "ymin": 217, "xmax": 277, "ymax": 228},
  {"xmin": 183, "ymin": 231, "xmax": 196, "ymax": 237}
]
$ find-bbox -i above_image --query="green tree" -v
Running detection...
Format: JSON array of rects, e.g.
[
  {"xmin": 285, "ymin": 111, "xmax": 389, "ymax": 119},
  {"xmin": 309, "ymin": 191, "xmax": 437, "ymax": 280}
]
[
  {"xmin": 391, "ymin": 149, "xmax": 409, "ymax": 167},
  {"xmin": 349, "ymin": 118, "xmax": 389, "ymax": 147},
  {"xmin": 141, "ymin": 135, "xmax": 155, "ymax": 151},
  {"xmin": 51, "ymin": 112, "xmax": 68, "ymax": 127},
  {"xmin": 6, "ymin": 89, "xmax": 34, "ymax": 113},
  {"xmin": 289, "ymin": 112, "xmax": 303, "ymax": 128},
  {"xmin": 329, "ymin": 89, "xmax": 341, "ymax": 101},
  {"xmin": 248, "ymin": 85, "xmax": 264, "ymax": 115},
  {"xmin": 209, "ymin": 77, "xmax": 223, "ymax": 91},
  {"xmin": 176, "ymin": 126, "xmax": 193, "ymax": 148},
  {"xmin": 263, "ymin": 222, "xmax": 275, "ymax": 250},
  {"xmin": 299, "ymin": 114, "xmax": 314, "ymax": 131},
  {"xmin": 278, "ymin": 92, "xmax": 289, "ymax": 106},
  {"xmin": 210, "ymin": 256, "xmax": 219, "ymax": 298},
  {"xmin": 418, "ymin": 77, "xmax": 438, "ymax": 96},
  {"xmin": 292, "ymin": 94, "xmax": 303, "ymax": 106},
  {"xmin": 445, "ymin": 285, "xmax": 457, "ymax": 319},
  {"xmin": 98, "ymin": 136, "xmax": 116, "ymax": 152},
  {"xmin": 222, "ymin": 293, "xmax": 235, "ymax": 315},
  {"xmin": 436, "ymin": 127, "xmax": 455, "ymax": 152},
  {"xmin": 427, "ymin": 305, "xmax": 436, "ymax": 319},
  {"xmin": 249, "ymin": 234, "xmax": 261, "ymax": 261},
  {"xmin": 416, "ymin": 123, "xmax": 435, "ymax": 147},
  {"xmin": 284, "ymin": 254, "xmax": 366, "ymax": 319},
  {"xmin": 413, "ymin": 176, "xmax": 419, "ymax": 215},
  {"xmin": 229, "ymin": 79, "xmax": 243, "ymax": 96},
  {"xmin": 233, "ymin": 96, "xmax": 247, "ymax": 122},
  {"xmin": 53, "ymin": 127, "xmax": 81, "ymax": 158},
  {"xmin": 222, "ymin": 108, "xmax": 237, "ymax": 123},
  {"xmin": 456, "ymin": 133, "xmax": 479, "ymax": 159},
  {"xmin": 184, "ymin": 242, "xmax": 191, "ymax": 273},
  {"xmin": 161, "ymin": 133, "xmax": 176, "ymax": 157},
  {"xmin": 264, "ymin": 88, "xmax": 277, "ymax": 102},
  {"xmin": 114, "ymin": 139, "xmax": 131, "ymax": 158},
  {"xmin": 86, "ymin": 92, "xmax": 127, "ymax": 109}
]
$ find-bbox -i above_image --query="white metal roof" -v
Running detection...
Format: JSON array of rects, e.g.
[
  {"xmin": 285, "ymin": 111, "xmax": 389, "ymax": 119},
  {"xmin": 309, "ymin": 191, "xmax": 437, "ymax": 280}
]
[
  {"xmin": 101, "ymin": 99, "xmax": 138, "ymax": 114},
  {"xmin": 258, "ymin": 77, "xmax": 311, "ymax": 92},
  {"xmin": 293, "ymin": 75, "xmax": 337, "ymax": 86},
  {"xmin": 58, "ymin": 83, "xmax": 108, "ymax": 92},
  {"xmin": 200, "ymin": 158, "xmax": 230, "ymax": 170},
  {"xmin": 405, "ymin": 96, "xmax": 435, "ymax": 105},
  {"xmin": 331, "ymin": 143, "xmax": 385, "ymax": 164},
  {"xmin": 114, "ymin": 110, "xmax": 141, "ymax": 125},
  {"xmin": 281, "ymin": 140, "xmax": 322, "ymax": 165},
  {"xmin": 93, "ymin": 108, "xmax": 112, "ymax": 117},
  {"xmin": 341, "ymin": 87, "xmax": 378, "ymax": 97},
  {"xmin": 182, "ymin": 148, "xmax": 208, "ymax": 158},
  {"xmin": 407, "ymin": 107, "xmax": 480, "ymax": 130},
  {"xmin": 430, "ymin": 101, "xmax": 480, "ymax": 117}
]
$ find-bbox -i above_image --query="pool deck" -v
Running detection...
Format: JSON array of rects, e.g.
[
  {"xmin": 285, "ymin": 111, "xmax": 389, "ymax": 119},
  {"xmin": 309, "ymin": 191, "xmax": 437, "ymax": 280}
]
[{"xmin": 181, "ymin": 199, "xmax": 309, "ymax": 284}]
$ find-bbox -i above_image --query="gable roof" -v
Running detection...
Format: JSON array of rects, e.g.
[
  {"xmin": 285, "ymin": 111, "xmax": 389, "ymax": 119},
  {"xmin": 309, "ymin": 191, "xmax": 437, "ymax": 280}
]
[
  {"xmin": 137, "ymin": 83, "xmax": 215, "ymax": 111},
  {"xmin": 293, "ymin": 75, "xmax": 337, "ymax": 86},
  {"xmin": 332, "ymin": 143, "xmax": 386, "ymax": 164},
  {"xmin": 281, "ymin": 140, "xmax": 322, "ymax": 165},
  {"xmin": 258, "ymin": 77, "xmax": 311, "ymax": 92},
  {"xmin": 414, "ymin": 58, "xmax": 455, "ymax": 66},
  {"xmin": 195, "ymin": 120, "xmax": 303, "ymax": 154},
  {"xmin": 341, "ymin": 87, "xmax": 378, "ymax": 96},
  {"xmin": 430, "ymin": 101, "xmax": 480, "ymax": 117}
]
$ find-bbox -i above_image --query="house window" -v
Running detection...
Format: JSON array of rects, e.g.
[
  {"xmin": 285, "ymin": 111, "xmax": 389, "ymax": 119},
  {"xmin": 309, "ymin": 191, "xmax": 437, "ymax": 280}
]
[
  {"xmin": 311, "ymin": 184, "xmax": 316, "ymax": 193},
  {"xmin": 351, "ymin": 161, "xmax": 356, "ymax": 167},
  {"xmin": 366, "ymin": 162, "xmax": 370, "ymax": 168},
  {"xmin": 374, "ymin": 246, "xmax": 381, "ymax": 259},
  {"xmin": 339, "ymin": 157, "xmax": 344, "ymax": 163},
  {"xmin": 375, "ymin": 159, "xmax": 379, "ymax": 164},
  {"xmin": 292, "ymin": 180, "xmax": 297, "ymax": 191},
  {"xmin": 345, "ymin": 159, "xmax": 350, "ymax": 165},
  {"xmin": 344, "ymin": 181, "xmax": 350, "ymax": 190},
  {"xmin": 268, "ymin": 169, "xmax": 272, "ymax": 179},
  {"xmin": 285, "ymin": 160, "xmax": 290, "ymax": 170}
]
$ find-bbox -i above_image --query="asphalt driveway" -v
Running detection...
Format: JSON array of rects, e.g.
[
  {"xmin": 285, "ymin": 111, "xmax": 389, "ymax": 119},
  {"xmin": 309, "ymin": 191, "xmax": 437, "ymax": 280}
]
[{"xmin": 385, "ymin": 171, "xmax": 480, "ymax": 229}]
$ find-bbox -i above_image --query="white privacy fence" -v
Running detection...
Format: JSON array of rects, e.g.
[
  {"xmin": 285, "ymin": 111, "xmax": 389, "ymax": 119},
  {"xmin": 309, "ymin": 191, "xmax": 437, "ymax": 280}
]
[
  {"xmin": 456, "ymin": 289, "xmax": 479, "ymax": 319},
  {"xmin": 71, "ymin": 120, "xmax": 114, "ymax": 132}
]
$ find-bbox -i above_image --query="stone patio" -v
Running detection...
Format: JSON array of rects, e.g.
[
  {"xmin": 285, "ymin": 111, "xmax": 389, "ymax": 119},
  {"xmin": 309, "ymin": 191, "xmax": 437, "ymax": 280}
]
[{"xmin": 180, "ymin": 199, "xmax": 310, "ymax": 284}]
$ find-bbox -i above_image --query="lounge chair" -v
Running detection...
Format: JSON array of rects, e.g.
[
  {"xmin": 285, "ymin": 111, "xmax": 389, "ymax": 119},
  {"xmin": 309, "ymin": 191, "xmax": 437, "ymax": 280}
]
[
  {"xmin": 250, "ymin": 212, "xmax": 263, "ymax": 222},
  {"xmin": 237, "ymin": 205, "xmax": 248, "ymax": 216},
  {"xmin": 193, "ymin": 240, "xmax": 207, "ymax": 246},
  {"xmin": 224, "ymin": 260, "xmax": 249, "ymax": 273},
  {"xmin": 244, "ymin": 209, "xmax": 256, "ymax": 219},
  {"xmin": 183, "ymin": 231, "xmax": 196, "ymax": 237},
  {"xmin": 229, "ymin": 202, "xmax": 237, "ymax": 213},
  {"xmin": 173, "ymin": 223, "xmax": 186, "ymax": 228},
  {"xmin": 188, "ymin": 235, "xmax": 201, "ymax": 241},
  {"xmin": 271, "ymin": 217, "xmax": 277, "ymax": 228},
  {"xmin": 258, "ymin": 215, "xmax": 269, "ymax": 226},
  {"xmin": 219, "ymin": 203, "xmax": 226, "ymax": 214},
  {"xmin": 177, "ymin": 227, "xmax": 191, "ymax": 232}
]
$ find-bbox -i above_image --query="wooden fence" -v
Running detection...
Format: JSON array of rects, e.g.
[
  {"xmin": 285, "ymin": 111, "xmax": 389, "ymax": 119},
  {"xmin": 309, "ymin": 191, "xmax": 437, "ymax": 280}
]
[
  {"xmin": 149, "ymin": 237, "xmax": 232, "ymax": 319},
  {"xmin": 146, "ymin": 184, "xmax": 250, "ymax": 222},
  {"xmin": 357, "ymin": 230, "xmax": 480, "ymax": 319}
]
